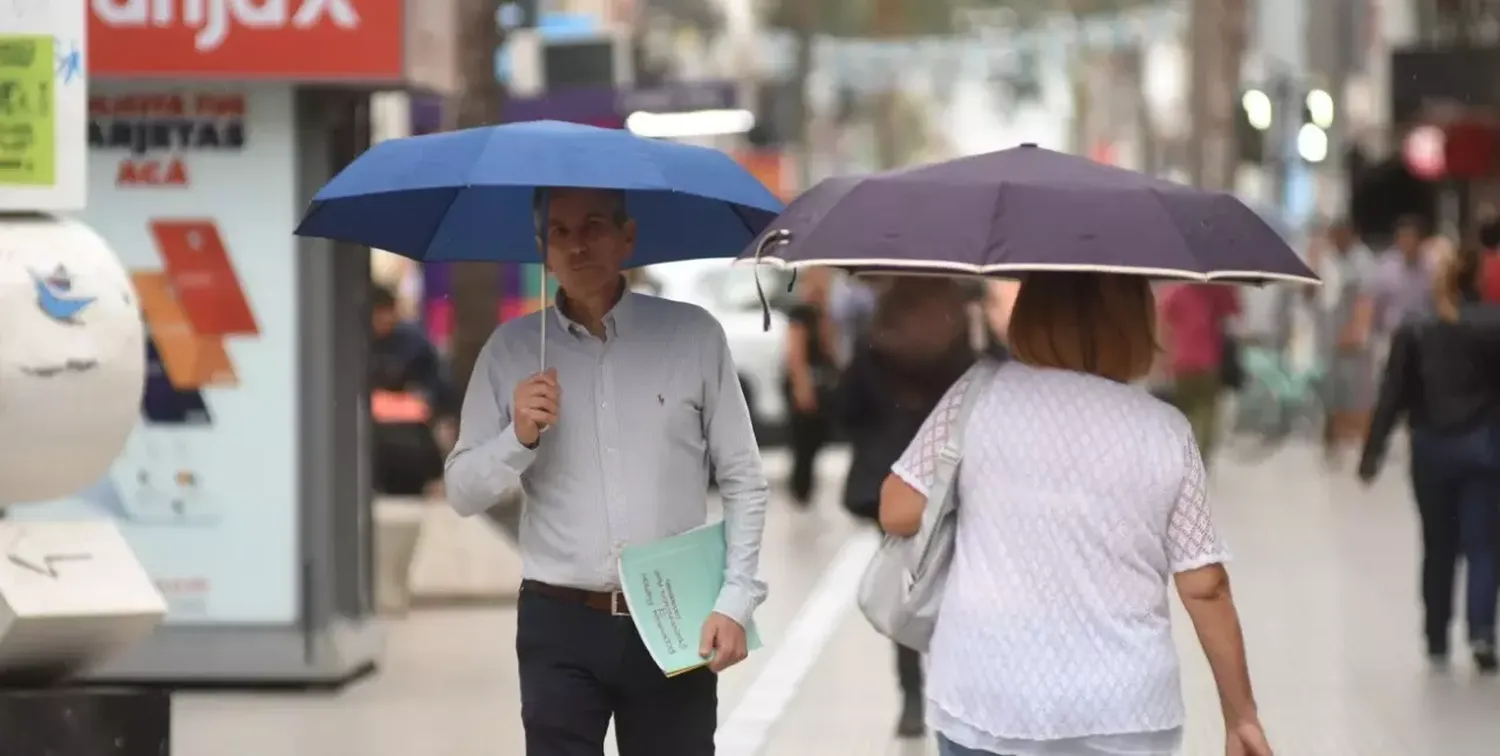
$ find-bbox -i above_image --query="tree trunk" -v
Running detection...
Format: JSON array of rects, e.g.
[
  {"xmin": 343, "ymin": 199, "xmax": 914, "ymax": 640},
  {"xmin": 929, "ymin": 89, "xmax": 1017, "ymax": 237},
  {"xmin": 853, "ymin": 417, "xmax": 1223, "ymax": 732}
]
[
  {"xmin": 449, "ymin": 0, "xmax": 506, "ymax": 400},
  {"xmin": 786, "ymin": 1, "xmax": 816, "ymax": 189},
  {"xmin": 1187, "ymin": 0, "xmax": 1248, "ymax": 191},
  {"xmin": 1123, "ymin": 47, "xmax": 1159, "ymax": 175},
  {"xmin": 871, "ymin": 0, "xmax": 904, "ymax": 169}
]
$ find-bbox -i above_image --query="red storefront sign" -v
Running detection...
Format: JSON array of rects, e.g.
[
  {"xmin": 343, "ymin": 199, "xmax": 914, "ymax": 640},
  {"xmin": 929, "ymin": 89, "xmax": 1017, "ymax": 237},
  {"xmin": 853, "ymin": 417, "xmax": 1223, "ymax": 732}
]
[
  {"xmin": 1443, "ymin": 120, "xmax": 1498, "ymax": 180},
  {"xmin": 89, "ymin": 0, "xmax": 405, "ymax": 80}
]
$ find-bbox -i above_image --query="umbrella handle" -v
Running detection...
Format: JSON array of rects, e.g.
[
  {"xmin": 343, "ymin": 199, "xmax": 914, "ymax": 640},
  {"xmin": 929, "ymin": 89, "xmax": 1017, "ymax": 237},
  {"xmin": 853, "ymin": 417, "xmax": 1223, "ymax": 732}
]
[
  {"xmin": 537, "ymin": 189, "xmax": 551, "ymax": 436},
  {"xmin": 752, "ymin": 229, "xmax": 792, "ymax": 333}
]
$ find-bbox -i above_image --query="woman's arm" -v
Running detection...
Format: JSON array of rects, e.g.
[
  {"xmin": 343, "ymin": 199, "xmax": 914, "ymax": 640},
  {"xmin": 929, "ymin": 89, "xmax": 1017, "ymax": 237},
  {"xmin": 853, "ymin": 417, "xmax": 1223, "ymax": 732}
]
[
  {"xmin": 1358, "ymin": 324, "xmax": 1414, "ymax": 481},
  {"xmin": 1344, "ymin": 293, "xmax": 1376, "ymax": 349},
  {"xmin": 1176, "ymin": 564, "xmax": 1259, "ymax": 728},
  {"xmin": 785, "ymin": 312, "xmax": 817, "ymax": 412},
  {"xmin": 1167, "ymin": 435, "xmax": 1259, "ymax": 732},
  {"xmin": 880, "ymin": 370, "xmax": 978, "ymax": 536},
  {"xmin": 878, "ymin": 474, "xmax": 924, "ymax": 536}
]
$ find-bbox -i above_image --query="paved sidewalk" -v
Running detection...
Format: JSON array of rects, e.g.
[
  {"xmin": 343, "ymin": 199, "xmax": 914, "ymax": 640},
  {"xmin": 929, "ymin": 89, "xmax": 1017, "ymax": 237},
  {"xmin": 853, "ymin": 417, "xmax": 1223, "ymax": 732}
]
[
  {"xmin": 760, "ymin": 446, "xmax": 1500, "ymax": 756},
  {"xmin": 172, "ymin": 449, "xmax": 860, "ymax": 756},
  {"xmin": 169, "ymin": 445, "xmax": 1500, "ymax": 755}
]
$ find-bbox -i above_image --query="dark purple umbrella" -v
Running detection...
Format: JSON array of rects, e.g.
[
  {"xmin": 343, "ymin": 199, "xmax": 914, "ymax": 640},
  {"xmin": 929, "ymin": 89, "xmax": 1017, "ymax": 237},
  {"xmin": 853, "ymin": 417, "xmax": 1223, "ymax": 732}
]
[{"xmin": 740, "ymin": 144, "xmax": 1318, "ymax": 286}]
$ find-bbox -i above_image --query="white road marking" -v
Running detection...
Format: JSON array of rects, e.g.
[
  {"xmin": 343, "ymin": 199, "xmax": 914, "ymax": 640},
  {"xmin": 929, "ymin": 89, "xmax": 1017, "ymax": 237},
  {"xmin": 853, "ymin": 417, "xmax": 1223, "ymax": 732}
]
[{"xmin": 716, "ymin": 529, "xmax": 882, "ymax": 756}]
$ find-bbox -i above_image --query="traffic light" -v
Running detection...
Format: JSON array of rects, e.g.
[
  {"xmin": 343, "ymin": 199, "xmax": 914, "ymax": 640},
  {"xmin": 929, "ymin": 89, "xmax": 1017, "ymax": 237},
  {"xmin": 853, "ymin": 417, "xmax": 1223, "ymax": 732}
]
[
  {"xmin": 1297, "ymin": 89, "xmax": 1333, "ymax": 163},
  {"xmin": 1236, "ymin": 88, "xmax": 1270, "ymax": 164}
]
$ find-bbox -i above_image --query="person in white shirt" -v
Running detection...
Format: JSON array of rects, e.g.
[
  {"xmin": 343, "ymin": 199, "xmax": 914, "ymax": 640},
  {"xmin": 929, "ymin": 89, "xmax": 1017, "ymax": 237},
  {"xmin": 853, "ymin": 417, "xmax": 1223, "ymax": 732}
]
[
  {"xmin": 879, "ymin": 272, "xmax": 1271, "ymax": 756},
  {"xmin": 445, "ymin": 188, "xmax": 768, "ymax": 756}
]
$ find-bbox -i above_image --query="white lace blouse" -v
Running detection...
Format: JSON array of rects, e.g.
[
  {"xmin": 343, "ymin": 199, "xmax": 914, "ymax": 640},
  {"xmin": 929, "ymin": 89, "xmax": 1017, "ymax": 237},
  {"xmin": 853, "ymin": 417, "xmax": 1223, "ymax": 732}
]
[{"xmin": 892, "ymin": 362, "xmax": 1229, "ymax": 756}]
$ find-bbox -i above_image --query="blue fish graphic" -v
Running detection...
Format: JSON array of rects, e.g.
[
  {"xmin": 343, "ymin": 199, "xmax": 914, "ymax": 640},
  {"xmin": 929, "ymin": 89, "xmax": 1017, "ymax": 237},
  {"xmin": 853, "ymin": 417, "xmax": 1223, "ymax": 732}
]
[{"xmin": 32, "ymin": 266, "xmax": 95, "ymax": 324}]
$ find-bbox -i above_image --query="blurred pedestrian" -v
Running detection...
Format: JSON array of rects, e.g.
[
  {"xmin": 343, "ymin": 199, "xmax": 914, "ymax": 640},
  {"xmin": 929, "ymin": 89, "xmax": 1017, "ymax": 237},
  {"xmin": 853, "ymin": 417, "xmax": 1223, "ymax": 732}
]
[
  {"xmin": 1358, "ymin": 245, "xmax": 1500, "ymax": 673},
  {"xmin": 837, "ymin": 276, "xmax": 978, "ymax": 738},
  {"xmin": 444, "ymin": 188, "xmax": 768, "ymax": 756},
  {"xmin": 881, "ymin": 272, "xmax": 1270, "ymax": 756},
  {"xmin": 1477, "ymin": 211, "xmax": 1500, "ymax": 303},
  {"xmin": 981, "ymin": 279, "xmax": 1020, "ymax": 360},
  {"xmin": 828, "ymin": 271, "xmax": 878, "ymax": 364},
  {"xmin": 783, "ymin": 267, "xmax": 840, "ymax": 506},
  {"xmin": 1159, "ymin": 283, "xmax": 1241, "ymax": 465},
  {"xmin": 370, "ymin": 285, "xmax": 454, "ymax": 496},
  {"xmin": 1308, "ymin": 219, "xmax": 1378, "ymax": 463},
  {"xmin": 1371, "ymin": 216, "xmax": 1437, "ymax": 335}
]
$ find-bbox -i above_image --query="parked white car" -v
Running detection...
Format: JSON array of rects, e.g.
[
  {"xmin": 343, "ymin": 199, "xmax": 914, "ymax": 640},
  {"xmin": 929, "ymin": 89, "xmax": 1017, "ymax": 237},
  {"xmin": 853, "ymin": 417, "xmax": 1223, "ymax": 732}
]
[{"xmin": 647, "ymin": 260, "xmax": 793, "ymax": 441}]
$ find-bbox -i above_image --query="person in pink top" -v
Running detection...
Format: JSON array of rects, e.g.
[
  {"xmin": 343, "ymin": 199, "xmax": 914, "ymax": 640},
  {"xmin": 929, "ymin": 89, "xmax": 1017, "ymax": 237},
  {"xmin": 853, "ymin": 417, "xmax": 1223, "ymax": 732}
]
[{"xmin": 1160, "ymin": 283, "xmax": 1241, "ymax": 464}]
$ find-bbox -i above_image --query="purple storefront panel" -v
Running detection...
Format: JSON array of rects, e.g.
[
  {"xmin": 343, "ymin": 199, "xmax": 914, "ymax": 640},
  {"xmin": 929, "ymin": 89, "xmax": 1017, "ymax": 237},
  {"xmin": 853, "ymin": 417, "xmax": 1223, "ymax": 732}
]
[{"xmin": 502, "ymin": 86, "xmax": 624, "ymax": 127}]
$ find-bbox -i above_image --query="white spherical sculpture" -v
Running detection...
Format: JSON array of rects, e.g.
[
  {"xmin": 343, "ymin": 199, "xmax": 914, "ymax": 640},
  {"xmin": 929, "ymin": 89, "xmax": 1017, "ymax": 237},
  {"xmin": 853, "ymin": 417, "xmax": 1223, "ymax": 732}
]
[{"xmin": 0, "ymin": 216, "xmax": 145, "ymax": 505}]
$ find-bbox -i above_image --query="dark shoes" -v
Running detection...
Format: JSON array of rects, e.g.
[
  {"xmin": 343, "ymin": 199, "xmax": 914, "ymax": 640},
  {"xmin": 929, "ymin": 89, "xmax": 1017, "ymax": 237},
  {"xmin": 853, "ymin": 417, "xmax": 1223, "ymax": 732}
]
[
  {"xmin": 896, "ymin": 694, "xmax": 924, "ymax": 739},
  {"xmin": 1473, "ymin": 641, "xmax": 1498, "ymax": 675}
]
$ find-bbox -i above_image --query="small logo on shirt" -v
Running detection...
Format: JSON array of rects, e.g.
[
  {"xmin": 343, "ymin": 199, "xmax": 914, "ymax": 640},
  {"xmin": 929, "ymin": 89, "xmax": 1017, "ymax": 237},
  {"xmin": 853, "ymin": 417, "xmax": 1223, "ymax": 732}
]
[{"xmin": 657, "ymin": 394, "xmax": 665, "ymax": 406}]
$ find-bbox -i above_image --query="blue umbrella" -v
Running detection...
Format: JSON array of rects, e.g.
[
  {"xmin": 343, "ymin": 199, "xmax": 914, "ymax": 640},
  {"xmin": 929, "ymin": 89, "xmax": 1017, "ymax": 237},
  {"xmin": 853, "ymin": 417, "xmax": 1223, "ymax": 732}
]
[{"xmin": 294, "ymin": 120, "xmax": 785, "ymax": 266}]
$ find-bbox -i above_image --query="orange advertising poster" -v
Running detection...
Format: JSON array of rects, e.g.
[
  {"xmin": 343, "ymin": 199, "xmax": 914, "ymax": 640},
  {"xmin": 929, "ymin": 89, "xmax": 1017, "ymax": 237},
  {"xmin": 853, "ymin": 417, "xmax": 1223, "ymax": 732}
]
[
  {"xmin": 150, "ymin": 220, "xmax": 259, "ymax": 338},
  {"xmin": 132, "ymin": 272, "xmax": 239, "ymax": 390},
  {"xmin": 89, "ymin": 0, "xmax": 404, "ymax": 79},
  {"xmin": 735, "ymin": 150, "xmax": 792, "ymax": 199}
]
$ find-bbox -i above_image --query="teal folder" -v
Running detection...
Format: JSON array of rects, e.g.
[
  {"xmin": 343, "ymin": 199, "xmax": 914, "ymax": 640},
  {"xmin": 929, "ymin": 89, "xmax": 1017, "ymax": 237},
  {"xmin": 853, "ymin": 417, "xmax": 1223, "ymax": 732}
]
[{"xmin": 617, "ymin": 521, "xmax": 762, "ymax": 676}]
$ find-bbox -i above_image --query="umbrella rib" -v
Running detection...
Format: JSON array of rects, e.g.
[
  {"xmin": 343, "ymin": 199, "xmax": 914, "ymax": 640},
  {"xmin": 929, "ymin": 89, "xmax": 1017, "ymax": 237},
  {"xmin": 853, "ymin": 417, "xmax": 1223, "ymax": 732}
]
[
  {"xmin": 1144, "ymin": 187, "xmax": 1211, "ymax": 275},
  {"xmin": 725, "ymin": 200, "xmax": 766, "ymax": 239},
  {"xmin": 418, "ymin": 187, "xmax": 469, "ymax": 261}
]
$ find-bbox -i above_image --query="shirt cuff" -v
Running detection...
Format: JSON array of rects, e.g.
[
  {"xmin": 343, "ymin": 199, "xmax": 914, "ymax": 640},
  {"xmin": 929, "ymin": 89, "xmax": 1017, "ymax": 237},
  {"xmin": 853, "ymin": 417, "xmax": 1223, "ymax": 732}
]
[
  {"xmin": 495, "ymin": 422, "xmax": 539, "ymax": 472},
  {"xmin": 1170, "ymin": 548, "xmax": 1231, "ymax": 574},
  {"xmin": 712, "ymin": 582, "xmax": 760, "ymax": 629},
  {"xmin": 890, "ymin": 464, "xmax": 930, "ymax": 497}
]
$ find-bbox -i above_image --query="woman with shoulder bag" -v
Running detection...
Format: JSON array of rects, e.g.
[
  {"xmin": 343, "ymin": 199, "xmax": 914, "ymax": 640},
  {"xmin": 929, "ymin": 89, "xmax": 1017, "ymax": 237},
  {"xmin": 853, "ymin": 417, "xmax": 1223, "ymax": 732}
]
[
  {"xmin": 838, "ymin": 276, "xmax": 978, "ymax": 738},
  {"xmin": 880, "ymin": 272, "xmax": 1269, "ymax": 756}
]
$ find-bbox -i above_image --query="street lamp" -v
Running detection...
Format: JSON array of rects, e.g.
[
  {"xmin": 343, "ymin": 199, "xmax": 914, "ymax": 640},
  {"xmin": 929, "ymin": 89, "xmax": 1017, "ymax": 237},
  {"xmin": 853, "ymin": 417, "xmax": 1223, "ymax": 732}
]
[
  {"xmin": 1241, "ymin": 89, "xmax": 1273, "ymax": 131},
  {"xmin": 1297, "ymin": 122, "xmax": 1328, "ymax": 163}
]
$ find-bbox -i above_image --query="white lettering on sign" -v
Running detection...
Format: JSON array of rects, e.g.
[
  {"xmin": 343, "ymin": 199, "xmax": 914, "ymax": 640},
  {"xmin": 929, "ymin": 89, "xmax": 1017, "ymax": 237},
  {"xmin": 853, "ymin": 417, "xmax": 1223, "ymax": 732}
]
[{"xmin": 92, "ymin": 0, "xmax": 361, "ymax": 53}]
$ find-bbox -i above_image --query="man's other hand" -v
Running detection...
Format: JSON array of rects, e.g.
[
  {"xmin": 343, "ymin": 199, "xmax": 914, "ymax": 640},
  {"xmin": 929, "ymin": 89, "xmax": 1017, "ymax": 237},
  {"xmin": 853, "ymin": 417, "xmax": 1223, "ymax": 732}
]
[
  {"xmin": 698, "ymin": 612, "xmax": 748, "ymax": 673},
  {"xmin": 513, "ymin": 368, "xmax": 560, "ymax": 447}
]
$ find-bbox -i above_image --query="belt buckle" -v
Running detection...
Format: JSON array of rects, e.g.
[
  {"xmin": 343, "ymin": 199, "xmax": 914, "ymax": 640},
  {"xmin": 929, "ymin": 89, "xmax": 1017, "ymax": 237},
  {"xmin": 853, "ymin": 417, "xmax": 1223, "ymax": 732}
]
[{"xmin": 610, "ymin": 592, "xmax": 629, "ymax": 617}]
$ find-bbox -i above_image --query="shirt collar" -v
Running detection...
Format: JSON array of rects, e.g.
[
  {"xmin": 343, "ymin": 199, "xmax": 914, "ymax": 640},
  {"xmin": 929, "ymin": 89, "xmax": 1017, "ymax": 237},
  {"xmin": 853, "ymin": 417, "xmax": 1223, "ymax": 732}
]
[{"xmin": 553, "ymin": 277, "xmax": 633, "ymax": 339}]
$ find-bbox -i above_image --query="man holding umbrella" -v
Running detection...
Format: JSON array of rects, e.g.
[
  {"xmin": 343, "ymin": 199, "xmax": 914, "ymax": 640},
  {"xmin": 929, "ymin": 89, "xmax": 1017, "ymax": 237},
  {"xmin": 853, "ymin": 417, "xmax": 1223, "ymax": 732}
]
[
  {"xmin": 296, "ymin": 122, "xmax": 785, "ymax": 755},
  {"xmin": 448, "ymin": 187, "xmax": 767, "ymax": 754}
]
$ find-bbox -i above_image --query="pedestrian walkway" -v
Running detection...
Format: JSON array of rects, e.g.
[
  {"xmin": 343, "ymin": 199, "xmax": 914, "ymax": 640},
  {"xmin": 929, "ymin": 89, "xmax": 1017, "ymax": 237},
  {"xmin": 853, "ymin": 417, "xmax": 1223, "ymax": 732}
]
[
  {"xmin": 761, "ymin": 446, "xmax": 1500, "ymax": 755},
  {"xmin": 170, "ymin": 447, "xmax": 1500, "ymax": 755}
]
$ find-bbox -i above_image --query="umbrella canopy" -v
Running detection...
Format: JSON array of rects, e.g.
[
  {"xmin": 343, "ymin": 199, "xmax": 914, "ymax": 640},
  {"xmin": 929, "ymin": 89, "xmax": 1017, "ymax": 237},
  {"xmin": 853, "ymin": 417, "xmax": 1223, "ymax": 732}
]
[
  {"xmin": 741, "ymin": 144, "xmax": 1318, "ymax": 286},
  {"xmin": 296, "ymin": 120, "xmax": 784, "ymax": 266}
]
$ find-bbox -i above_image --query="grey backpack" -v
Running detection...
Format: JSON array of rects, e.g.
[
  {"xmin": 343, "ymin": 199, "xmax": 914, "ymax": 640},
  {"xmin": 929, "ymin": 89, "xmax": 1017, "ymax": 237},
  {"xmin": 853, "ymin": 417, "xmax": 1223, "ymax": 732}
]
[{"xmin": 857, "ymin": 359, "xmax": 999, "ymax": 652}]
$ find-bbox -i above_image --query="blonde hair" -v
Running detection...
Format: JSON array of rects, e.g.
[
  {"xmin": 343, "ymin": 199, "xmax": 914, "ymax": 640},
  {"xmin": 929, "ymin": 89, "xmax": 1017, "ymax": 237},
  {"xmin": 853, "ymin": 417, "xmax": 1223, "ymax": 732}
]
[
  {"xmin": 1431, "ymin": 243, "xmax": 1464, "ymax": 323},
  {"xmin": 1008, "ymin": 272, "xmax": 1157, "ymax": 382}
]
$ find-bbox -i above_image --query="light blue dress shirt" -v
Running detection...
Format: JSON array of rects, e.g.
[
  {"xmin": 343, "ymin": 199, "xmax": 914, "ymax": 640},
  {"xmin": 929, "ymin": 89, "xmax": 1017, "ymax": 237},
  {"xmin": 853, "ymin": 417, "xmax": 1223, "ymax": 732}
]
[{"xmin": 444, "ymin": 291, "xmax": 769, "ymax": 626}]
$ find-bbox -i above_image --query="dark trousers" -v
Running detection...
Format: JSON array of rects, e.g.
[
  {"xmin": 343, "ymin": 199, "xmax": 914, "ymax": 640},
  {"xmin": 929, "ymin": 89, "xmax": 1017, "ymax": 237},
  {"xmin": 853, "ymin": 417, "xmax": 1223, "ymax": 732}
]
[
  {"xmin": 517, "ymin": 587, "xmax": 718, "ymax": 756},
  {"xmin": 1410, "ymin": 426, "xmax": 1500, "ymax": 652},
  {"xmin": 1171, "ymin": 371, "xmax": 1222, "ymax": 464},
  {"xmin": 786, "ymin": 405, "xmax": 828, "ymax": 503},
  {"xmin": 895, "ymin": 642, "xmax": 922, "ymax": 698}
]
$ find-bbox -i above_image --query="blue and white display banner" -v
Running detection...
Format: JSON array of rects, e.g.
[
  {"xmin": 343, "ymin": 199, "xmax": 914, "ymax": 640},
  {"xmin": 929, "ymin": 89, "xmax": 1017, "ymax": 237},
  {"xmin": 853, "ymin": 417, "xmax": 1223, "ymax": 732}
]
[{"xmin": 758, "ymin": 6, "xmax": 1185, "ymax": 93}]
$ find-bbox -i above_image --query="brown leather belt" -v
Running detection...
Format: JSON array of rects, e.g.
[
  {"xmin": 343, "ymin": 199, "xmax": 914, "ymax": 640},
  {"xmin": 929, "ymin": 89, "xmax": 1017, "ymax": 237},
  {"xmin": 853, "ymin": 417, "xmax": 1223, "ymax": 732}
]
[{"xmin": 522, "ymin": 579, "xmax": 630, "ymax": 616}]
